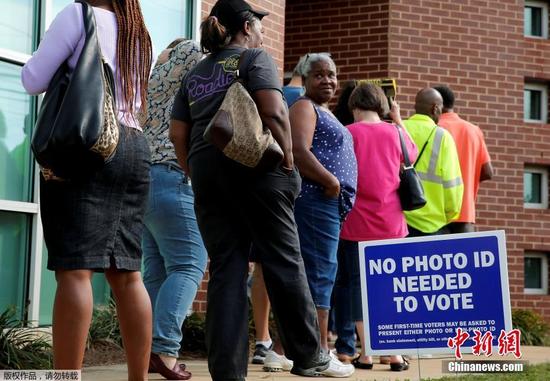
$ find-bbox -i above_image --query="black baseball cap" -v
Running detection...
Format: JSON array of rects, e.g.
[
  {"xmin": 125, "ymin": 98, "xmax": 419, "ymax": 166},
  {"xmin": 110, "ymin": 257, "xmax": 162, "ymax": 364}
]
[{"xmin": 210, "ymin": 0, "xmax": 269, "ymax": 32}]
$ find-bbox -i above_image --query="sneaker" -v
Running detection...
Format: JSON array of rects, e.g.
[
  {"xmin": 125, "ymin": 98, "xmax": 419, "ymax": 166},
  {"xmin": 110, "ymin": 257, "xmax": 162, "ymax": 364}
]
[
  {"xmin": 263, "ymin": 350, "xmax": 293, "ymax": 372},
  {"xmin": 252, "ymin": 343, "xmax": 273, "ymax": 364},
  {"xmin": 290, "ymin": 352, "xmax": 331, "ymax": 377},
  {"xmin": 320, "ymin": 350, "xmax": 355, "ymax": 377}
]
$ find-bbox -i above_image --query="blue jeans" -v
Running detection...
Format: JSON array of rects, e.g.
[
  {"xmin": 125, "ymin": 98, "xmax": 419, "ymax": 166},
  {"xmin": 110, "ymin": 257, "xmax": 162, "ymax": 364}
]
[
  {"xmin": 334, "ymin": 240, "xmax": 362, "ymax": 356},
  {"xmin": 294, "ymin": 191, "xmax": 340, "ymax": 309},
  {"xmin": 142, "ymin": 162, "xmax": 207, "ymax": 357}
]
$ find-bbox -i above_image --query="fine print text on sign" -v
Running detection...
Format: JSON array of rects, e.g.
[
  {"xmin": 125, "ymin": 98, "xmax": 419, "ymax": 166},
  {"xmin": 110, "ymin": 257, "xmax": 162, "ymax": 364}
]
[{"xmin": 358, "ymin": 230, "xmax": 512, "ymax": 355}]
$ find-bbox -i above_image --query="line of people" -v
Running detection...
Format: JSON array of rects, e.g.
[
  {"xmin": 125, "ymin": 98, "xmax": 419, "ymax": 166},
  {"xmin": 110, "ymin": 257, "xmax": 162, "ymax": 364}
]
[
  {"xmin": 249, "ymin": 81, "xmax": 493, "ymax": 374},
  {"xmin": 21, "ymin": 0, "xmax": 493, "ymax": 380}
]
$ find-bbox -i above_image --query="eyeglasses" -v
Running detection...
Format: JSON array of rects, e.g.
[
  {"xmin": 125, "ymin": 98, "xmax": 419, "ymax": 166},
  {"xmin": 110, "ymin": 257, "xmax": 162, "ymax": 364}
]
[{"xmin": 300, "ymin": 52, "xmax": 333, "ymax": 75}]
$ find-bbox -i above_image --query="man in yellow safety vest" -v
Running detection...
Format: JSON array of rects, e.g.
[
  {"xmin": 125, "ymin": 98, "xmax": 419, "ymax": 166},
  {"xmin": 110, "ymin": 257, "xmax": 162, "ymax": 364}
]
[{"xmin": 403, "ymin": 88, "xmax": 463, "ymax": 236}]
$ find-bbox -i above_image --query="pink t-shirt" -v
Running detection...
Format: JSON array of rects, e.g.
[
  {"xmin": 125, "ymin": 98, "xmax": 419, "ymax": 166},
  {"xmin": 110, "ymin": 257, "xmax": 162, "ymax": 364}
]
[{"xmin": 340, "ymin": 121, "xmax": 418, "ymax": 241}]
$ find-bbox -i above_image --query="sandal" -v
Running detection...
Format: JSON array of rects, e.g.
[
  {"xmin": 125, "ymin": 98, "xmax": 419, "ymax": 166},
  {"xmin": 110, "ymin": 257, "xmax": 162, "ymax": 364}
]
[
  {"xmin": 336, "ymin": 352, "xmax": 359, "ymax": 364},
  {"xmin": 390, "ymin": 358, "xmax": 409, "ymax": 372},
  {"xmin": 352, "ymin": 357, "xmax": 373, "ymax": 370}
]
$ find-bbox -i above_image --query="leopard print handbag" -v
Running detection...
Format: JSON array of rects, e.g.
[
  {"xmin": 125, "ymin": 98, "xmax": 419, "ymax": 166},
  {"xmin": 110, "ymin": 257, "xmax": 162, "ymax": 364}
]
[{"xmin": 89, "ymin": 57, "xmax": 119, "ymax": 162}]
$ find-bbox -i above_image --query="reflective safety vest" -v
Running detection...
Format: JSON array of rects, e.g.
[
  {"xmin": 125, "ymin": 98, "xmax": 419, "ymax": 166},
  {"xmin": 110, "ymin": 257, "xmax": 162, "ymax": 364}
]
[{"xmin": 403, "ymin": 114, "xmax": 463, "ymax": 233}]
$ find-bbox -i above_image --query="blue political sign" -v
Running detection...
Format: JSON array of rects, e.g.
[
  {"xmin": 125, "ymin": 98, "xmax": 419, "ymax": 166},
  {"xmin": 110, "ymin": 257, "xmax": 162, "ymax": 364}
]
[{"xmin": 358, "ymin": 230, "xmax": 511, "ymax": 355}]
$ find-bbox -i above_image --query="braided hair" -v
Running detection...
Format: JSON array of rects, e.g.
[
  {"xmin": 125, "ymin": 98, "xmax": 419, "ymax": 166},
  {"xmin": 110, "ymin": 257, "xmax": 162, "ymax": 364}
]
[{"xmin": 112, "ymin": 0, "xmax": 152, "ymax": 115}]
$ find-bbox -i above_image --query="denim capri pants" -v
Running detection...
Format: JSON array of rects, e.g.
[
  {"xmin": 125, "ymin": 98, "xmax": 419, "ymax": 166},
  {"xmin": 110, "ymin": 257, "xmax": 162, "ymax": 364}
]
[{"xmin": 294, "ymin": 190, "xmax": 340, "ymax": 309}]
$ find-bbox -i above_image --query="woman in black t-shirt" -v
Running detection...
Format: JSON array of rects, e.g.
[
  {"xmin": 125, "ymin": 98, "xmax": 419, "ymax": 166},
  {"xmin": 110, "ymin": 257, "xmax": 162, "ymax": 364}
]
[{"xmin": 169, "ymin": 1, "xmax": 330, "ymax": 380}]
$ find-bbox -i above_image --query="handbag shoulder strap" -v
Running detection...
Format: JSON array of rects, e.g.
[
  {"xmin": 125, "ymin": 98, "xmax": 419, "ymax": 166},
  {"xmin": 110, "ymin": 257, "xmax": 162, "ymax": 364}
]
[
  {"xmin": 413, "ymin": 125, "xmax": 437, "ymax": 168},
  {"xmin": 235, "ymin": 48, "xmax": 258, "ymax": 84},
  {"xmin": 75, "ymin": 0, "xmax": 107, "ymax": 59},
  {"xmin": 75, "ymin": 0, "xmax": 95, "ymax": 42},
  {"xmin": 395, "ymin": 125, "xmax": 412, "ymax": 168}
]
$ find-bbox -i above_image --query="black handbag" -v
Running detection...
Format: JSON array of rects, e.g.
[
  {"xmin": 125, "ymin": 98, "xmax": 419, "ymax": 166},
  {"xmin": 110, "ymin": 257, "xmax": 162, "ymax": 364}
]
[
  {"xmin": 31, "ymin": 0, "xmax": 118, "ymax": 180},
  {"xmin": 203, "ymin": 49, "xmax": 283, "ymax": 170},
  {"xmin": 396, "ymin": 125, "xmax": 428, "ymax": 211}
]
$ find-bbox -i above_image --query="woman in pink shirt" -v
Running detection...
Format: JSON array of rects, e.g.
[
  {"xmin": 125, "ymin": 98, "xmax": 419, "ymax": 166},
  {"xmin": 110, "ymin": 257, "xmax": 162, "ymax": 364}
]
[{"xmin": 334, "ymin": 83, "xmax": 417, "ymax": 371}]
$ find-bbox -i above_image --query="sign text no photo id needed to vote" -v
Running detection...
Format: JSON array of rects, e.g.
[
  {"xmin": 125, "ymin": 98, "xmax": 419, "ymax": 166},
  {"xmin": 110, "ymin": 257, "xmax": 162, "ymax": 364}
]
[{"xmin": 358, "ymin": 231, "xmax": 511, "ymax": 355}]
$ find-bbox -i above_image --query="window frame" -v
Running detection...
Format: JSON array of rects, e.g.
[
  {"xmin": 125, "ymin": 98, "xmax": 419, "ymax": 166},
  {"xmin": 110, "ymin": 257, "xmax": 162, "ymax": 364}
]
[
  {"xmin": 524, "ymin": 251, "xmax": 549, "ymax": 295},
  {"xmin": 525, "ymin": 0, "xmax": 549, "ymax": 38},
  {"xmin": 524, "ymin": 165, "xmax": 549, "ymax": 209},
  {"xmin": 524, "ymin": 82, "xmax": 548, "ymax": 123}
]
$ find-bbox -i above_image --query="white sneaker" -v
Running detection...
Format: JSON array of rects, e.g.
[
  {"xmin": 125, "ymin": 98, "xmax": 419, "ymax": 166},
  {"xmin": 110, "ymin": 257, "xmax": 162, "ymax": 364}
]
[
  {"xmin": 263, "ymin": 350, "xmax": 294, "ymax": 372},
  {"xmin": 320, "ymin": 351, "xmax": 355, "ymax": 377}
]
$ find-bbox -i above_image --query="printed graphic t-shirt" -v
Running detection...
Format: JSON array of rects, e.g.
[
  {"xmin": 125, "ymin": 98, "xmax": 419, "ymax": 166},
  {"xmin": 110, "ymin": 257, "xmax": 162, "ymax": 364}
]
[{"xmin": 171, "ymin": 47, "xmax": 282, "ymax": 163}]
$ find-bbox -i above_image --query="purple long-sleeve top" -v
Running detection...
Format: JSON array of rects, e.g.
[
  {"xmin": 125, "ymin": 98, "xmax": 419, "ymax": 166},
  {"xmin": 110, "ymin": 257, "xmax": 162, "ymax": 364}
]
[{"xmin": 21, "ymin": 3, "xmax": 147, "ymax": 129}]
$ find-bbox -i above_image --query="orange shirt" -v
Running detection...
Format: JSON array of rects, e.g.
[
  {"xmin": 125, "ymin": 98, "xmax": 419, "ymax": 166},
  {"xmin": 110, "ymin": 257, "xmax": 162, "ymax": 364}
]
[{"xmin": 438, "ymin": 112, "xmax": 490, "ymax": 223}]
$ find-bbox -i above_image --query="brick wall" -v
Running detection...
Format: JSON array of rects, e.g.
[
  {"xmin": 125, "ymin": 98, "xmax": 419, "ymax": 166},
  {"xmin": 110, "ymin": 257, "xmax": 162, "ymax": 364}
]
[
  {"xmin": 201, "ymin": 0, "xmax": 286, "ymax": 77},
  {"xmin": 387, "ymin": 0, "xmax": 550, "ymax": 321},
  {"xmin": 285, "ymin": 0, "xmax": 550, "ymax": 321},
  {"xmin": 285, "ymin": 0, "xmax": 390, "ymax": 81},
  {"xmin": 193, "ymin": 0, "xmax": 286, "ymax": 313}
]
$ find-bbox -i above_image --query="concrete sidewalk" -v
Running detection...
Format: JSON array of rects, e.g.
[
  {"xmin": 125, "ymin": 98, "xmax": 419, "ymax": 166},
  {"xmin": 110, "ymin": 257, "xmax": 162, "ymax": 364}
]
[{"xmin": 83, "ymin": 346, "xmax": 550, "ymax": 380}]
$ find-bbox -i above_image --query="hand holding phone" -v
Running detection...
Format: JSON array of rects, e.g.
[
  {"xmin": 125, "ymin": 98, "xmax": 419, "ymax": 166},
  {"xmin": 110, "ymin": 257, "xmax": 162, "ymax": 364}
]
[{"xmin": 389, "ymin": 97, "xmax": 404, "ymax": 127}]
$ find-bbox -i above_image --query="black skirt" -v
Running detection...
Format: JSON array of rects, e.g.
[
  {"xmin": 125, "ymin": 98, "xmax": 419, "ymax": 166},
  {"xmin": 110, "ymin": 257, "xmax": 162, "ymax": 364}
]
[{"xmin": 40, "ymin": 125, "xmax": 151, "ymax": 271}]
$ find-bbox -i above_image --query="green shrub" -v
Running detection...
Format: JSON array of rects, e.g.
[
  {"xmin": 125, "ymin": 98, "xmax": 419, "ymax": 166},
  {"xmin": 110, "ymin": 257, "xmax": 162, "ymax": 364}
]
[
  {"xmin": 0, "ymin": 307, "xmax": 53, "ymax": 369},
  {"xmin": 87, "ymin": 300, "xmax": 122, "ymax": 349},
  {"xmin": 180, "ymin": 312, "xmax": 206, "ymax": 354},
  {"xmin": 511, "ymin": 308, "xmax": 550, "ymax": 346}
]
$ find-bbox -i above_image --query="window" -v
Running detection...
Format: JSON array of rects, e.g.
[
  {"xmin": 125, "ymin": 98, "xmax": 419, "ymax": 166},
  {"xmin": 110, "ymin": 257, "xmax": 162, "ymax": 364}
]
[
  {"xmin": 0, "ymin": 212, "xmax": 30, "ymax": 318},
  {"xmin": 48, "ymin": 1, "xmax": 194, "ymax": 58},
  {"xmin": 0, "ymin": 0, "xmax": 34, "ymax": 54},
  {"xmin": 524, "ymin": 166, "xmax": 548, "ymax": 208},
  {"xmin": 141, "ymin": 0, "xmax": 194, "ymax": 50},
  {"xmin": 524, "ymin": 252, "xmax": 549, "ymax": 294},
  {"xmin": 525, "ymin": 1, "xmax": 549, "ymax": 38},
  {"xmin": 524, "ymin": 83, "xmax": 548, "ymax": 123},
  {"xmin": 0, "ymin": 61, "xmax": 33, "ymax": 202}
]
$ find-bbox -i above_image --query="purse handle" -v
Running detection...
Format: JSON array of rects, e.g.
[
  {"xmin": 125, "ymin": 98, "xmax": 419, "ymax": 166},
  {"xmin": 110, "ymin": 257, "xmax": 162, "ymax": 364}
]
[
  {"xmin": 75, "ymin": 0, "xmax": 110, "ymax": 62},
  {"xmin": 395, "ymin": 125, "xmax": 412, "ymax": 168},
  {"xmin": 396, "ymin": 124, "xmax": 437, "ymax": 169}
]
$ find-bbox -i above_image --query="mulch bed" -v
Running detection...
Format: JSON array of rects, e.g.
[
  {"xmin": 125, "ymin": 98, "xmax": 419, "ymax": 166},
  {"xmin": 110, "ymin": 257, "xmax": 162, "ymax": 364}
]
[
  {"xmin": 83, "ymin": 342, "xmax": 126, "ymax": 367},
  {"xmin": 83, "ymin": 342, "xmax": 206, "ymax": 367}
]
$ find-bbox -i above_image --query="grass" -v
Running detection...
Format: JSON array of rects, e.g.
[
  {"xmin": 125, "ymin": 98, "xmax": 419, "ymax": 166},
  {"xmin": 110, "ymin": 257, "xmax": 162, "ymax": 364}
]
[
  {"xmin": 0, "ymin": 307, "xmax": 53, "ymax": 369},
  {"xmin": 434, "ymin": 362, "xmax": 550, "ymax": 380},
  {"xmin": 87, "ymin": 300, "xmax": 122, "ymax": 349}
]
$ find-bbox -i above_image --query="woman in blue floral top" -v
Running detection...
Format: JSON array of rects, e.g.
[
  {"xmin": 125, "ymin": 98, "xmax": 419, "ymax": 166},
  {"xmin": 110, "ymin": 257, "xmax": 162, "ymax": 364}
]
[
  {"xmin": 289, "ymin": 53, "xmax": 358, "ymax": 377},
  {"xmin": 140, "ymin": 39, "xmax": 206, "ymax": 380}
]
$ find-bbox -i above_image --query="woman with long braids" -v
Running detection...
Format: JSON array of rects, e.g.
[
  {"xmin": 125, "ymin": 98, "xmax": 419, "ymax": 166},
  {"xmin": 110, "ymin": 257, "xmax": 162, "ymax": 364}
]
[{"xmin": 22, "ymin": 1, "xmax": 153, "ymax": 379}]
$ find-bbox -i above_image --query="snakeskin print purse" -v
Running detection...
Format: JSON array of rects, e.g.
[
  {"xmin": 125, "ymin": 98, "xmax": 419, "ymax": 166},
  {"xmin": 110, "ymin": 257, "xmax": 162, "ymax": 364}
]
[
  {"xmin": 203, "ymin": 51, "xmax": 283, "ymax": 170},
  {"xmin": 32, "ymin": 0, "xmax": 118, "ymax": 180}
]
